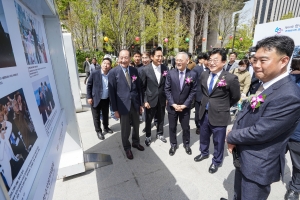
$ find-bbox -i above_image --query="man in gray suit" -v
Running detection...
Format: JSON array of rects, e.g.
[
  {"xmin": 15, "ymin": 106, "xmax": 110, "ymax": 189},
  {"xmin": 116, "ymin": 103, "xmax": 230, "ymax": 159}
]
[
  {"xmin": 226, "ymin": 35, "xmax": 300, "ymax": 199},
  {"xmin": 224, "ymin": 52, "xmax": 239, "ymax": 71}
]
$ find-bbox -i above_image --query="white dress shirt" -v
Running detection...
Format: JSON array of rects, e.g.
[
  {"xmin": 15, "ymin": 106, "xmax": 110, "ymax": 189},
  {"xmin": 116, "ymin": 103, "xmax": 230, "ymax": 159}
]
[
  {"xmin": 152, "ymin": 63, "xmax": 161, "ymax": 84},
  {"xmin": 178, "ymin": 68, "xmax": 187, "ymax": 78},
  {"xmin": 258, "ymin": 72, "xmax": 289, "ymax": 94},
  {"xmin": 207, "ymin": 70, "xmax": 223, "ymax": 89}
]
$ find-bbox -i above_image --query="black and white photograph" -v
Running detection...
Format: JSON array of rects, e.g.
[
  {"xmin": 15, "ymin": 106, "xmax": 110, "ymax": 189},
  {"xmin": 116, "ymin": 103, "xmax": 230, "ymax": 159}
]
[
  {"xmin": 0, "ymin": 88, "xmax": 38, "ymax": 192},
  {"xmin": 32, "ymin": 76, "xmax": 56, "ymax": 125},
  {"xmin": 14, "ymin": 0, "xmax": 48, "ymax": 65},
  {"xmin": 0, "ymin": 0, "xmax": 16, "ymax": 68}
]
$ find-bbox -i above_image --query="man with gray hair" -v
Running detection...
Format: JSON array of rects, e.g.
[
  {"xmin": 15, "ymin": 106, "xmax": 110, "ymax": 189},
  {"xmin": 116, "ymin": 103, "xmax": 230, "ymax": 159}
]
[{"xmin": 165, "ymin": 52, "xmax": 197, "ymax": 156}]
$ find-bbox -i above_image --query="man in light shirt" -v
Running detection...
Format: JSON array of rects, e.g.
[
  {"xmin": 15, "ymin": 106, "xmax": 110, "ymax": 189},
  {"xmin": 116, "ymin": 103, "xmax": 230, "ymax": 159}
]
[{"xmin": 140, "ymin": 47, "xmax": 168, "ymax": 146}]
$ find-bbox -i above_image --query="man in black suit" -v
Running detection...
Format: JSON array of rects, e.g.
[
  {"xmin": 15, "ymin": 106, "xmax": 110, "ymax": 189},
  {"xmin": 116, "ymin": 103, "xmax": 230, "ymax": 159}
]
[
  {"xmin": 225, "ymin": 36, "xmax": 300, "ymax": 200},
  {"xmin": 165, "ymin": 52, "xmax": 197, "ymax": 156},
  {"xmin": 194, "ymin": 49, "xmax": 240, "ymax": 174},
  {"xmin": 133, "ymin": 51, "xmax": 143, "ymax": 68},
  {"xmin": 108, "ymin": 50, "xmax": 144, "ymax": 160},
  {"xmin": 193, "ymin": 52, "xmax": 210, "ymax": 135},
  {"xmin": 86, "ymin": 58, "xmax": 114, "ymax": 140},
  {"xmin": 141, "ymin": 47, "xmax": 168, "ymax": 146}
]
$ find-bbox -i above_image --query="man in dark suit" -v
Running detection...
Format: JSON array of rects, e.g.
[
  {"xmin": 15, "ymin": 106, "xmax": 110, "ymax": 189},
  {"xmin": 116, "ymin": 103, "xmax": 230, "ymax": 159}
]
[
  {"xmin": 165, "ymin": 52, "xmax": 197, "ymax": 156},
  {"xmin": 194, "ymin": 49, "xmax": 240, "ymax": 174},
  {"xmin": 141, "ymin": 47, "xmax": 168, "ymax": 146},
  {"xmin": 86, "ymin": 58, "xmax": 114, "ymax": 140},
  {"xmin": 226, "ymin": 35, "xmax": 300, "ymax": 200},
  {"xmin": 193, "ymin": 52, "xmax": 210, "ymax": 135},
  {"xmin": 108, "ymin": 50, "xmax": 144, "ymax": 160}
]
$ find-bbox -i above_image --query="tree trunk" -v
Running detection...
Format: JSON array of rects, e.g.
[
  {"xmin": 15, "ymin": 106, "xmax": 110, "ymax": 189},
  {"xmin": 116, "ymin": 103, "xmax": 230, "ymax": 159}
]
[
  {"xmin": 202, "ymin": 11, "xmax": 208, "ymax": 52},
  {"xmin": 189, "ymin": 2, "xmax": 195, "ymax": 54}
]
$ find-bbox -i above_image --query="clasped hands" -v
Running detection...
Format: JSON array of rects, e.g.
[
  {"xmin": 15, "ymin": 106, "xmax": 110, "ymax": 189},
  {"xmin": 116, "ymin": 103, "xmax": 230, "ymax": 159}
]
[{"xmin": 172, "ymin": 104, "xmax": 186, "ymax": 112}]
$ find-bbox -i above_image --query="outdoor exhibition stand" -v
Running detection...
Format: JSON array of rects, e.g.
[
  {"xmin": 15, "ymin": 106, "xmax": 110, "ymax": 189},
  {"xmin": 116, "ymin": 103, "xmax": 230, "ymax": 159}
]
[{"xmin": 0, "ymin": 0, "xmax": 111, "ymax": 199}]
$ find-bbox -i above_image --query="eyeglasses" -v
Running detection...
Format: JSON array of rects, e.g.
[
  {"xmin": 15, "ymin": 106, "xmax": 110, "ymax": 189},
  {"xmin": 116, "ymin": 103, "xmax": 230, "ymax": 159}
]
[
  {"xmin": 209, "ymin": 59, "xmax": 220, "ymax": 63},
  {"xmin": 175, "ymin": 59, "xmax": 185, "ymax": 63}
]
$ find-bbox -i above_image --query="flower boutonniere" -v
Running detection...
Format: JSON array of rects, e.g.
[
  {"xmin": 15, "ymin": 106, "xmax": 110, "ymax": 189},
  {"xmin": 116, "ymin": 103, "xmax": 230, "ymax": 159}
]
[
  {"xmin": 131, "ymin": 75, "xmax": 137, "ymax": 82},
  {"xmin": 217, "ymin": 76, "xmax": 227, "ymax": 87},
  {"xmin": 185, "ymin": 76, "xmax": 193, "ymax": 84},
  {"xmin": 162, "ymin": 70, "xmax": 168, "ymax": 77},
  {"xmin": 248, "ymin": 94, "xmax": 266, "ymax": 112}
]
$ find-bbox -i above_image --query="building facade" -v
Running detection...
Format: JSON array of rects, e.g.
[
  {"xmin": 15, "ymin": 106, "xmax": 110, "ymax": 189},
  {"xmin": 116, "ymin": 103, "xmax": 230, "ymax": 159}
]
[{"xmin": 253, "ymin": 0, "xmax": 300, "ymax": 24}]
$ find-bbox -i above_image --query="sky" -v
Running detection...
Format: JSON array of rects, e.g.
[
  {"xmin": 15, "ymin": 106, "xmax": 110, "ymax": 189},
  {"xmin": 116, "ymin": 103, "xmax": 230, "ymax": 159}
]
[{"xmin": 238, "ymin": 0, "xmax": 255, "ymax": 25}]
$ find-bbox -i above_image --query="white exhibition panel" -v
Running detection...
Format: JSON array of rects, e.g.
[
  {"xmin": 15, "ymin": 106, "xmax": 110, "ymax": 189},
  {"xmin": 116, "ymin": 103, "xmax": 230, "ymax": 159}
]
[
  {"xmin": 0, "ymin": 0, "xmax": 70, "ymax": 199},
  {"xmin": 253, "ymin": 17, "xmax": 300, "ymax": 65}
]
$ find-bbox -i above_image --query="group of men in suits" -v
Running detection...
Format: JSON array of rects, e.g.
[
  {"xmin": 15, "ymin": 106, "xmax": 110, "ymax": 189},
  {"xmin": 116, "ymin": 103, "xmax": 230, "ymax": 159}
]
[{"xmin": 86, "ymin": 35, "xmax": 300, "ymax": 200}]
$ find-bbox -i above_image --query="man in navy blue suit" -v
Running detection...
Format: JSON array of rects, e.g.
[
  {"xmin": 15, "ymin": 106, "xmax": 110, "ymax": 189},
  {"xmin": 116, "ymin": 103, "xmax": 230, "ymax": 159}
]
[
  {"xmin": 194, "ymin": 49, "xmax": 240, "ymax": 174},
  {"xmin": 193, "ymin": 52, "xmax": 210, "ymax": 135},
  {"xmin": 226, "ymin": 35, "xmax": 300, "ymax": 200},
  {"xmin": 86, "ymin": 58, "xmax": 114, "ymax": 140},
  {"xmin": 165, "ymin": 52, "xmax": 197, "ymax": 156},
  {"xmin": 108, "ymin": 50, "xmax": 144, "ymax": 160}
]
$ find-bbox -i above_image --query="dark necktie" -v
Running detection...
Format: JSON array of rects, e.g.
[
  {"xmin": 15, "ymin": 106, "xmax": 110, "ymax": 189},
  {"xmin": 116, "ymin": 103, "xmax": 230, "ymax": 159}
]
[{"xmin": 125, "ymin": 68, "xmax": 131, "ymax": 88}]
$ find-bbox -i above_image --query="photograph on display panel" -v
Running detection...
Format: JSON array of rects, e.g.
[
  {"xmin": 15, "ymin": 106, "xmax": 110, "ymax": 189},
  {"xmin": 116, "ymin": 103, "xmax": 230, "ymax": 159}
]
[
  {"xmin": 293, "ymin": 45, "xmax": 300, "ymax": 59},
  {"xmin": 0, "ymin": 88, "xmax": 38, "ymax": 192},
  {"xmin": 0, "ymin": 0, "xmax": 16, "ymax": 68},
  {"xmin": 32, "ymin": 76, "xmax": 55, "ymax": 125},
  {"xmin": 14, "ymin": 0, "xmax": 48, "ymax": 65}
]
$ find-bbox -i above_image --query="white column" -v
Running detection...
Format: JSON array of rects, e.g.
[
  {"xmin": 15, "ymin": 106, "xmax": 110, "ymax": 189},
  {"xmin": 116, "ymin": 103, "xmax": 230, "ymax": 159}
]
[
  {"xmin": 174, "ymin": 4, "xmax": 180, "ymax": 53},
  {"xmin": 188, "ymin": 2, "xmax": 195, "ymax": 54},
  {"xmin": 140, "ymin": 2, "xmax": 146, "ymax": 52},
  {"xmin": 158, "ymin": 4, "xmax": 163, "ymax": 48},
  {"xmin": 202, "ymin": 11, "xmax": 208, "ymax": 52}
]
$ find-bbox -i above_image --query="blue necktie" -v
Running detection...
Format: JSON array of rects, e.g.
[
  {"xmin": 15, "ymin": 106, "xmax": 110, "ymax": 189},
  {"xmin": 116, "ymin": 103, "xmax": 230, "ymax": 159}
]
[
  {"xmin": 208, "ymin": 73, "xmax": 216, "ymax": 94},
  {"xmin": 206, "ymin": 73, "xmax": 216, "ymax": 110}
]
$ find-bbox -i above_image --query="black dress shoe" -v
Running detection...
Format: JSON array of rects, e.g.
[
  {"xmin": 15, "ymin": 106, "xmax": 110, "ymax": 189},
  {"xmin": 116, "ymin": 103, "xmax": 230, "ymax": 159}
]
[
  {"xmin": 132, "ymin": 144, "xmax": 145, "ymax": 151},
  {"xmin": 142, "ymin": 128, "xmax": 146, "ymax": 133},
  {"xmin": 145, "ymin": 137, "xmax": 151, "ymax": 146},
  {"xmin": 184, "ymin": 145, "xmax": 192, "ymax": 155},
  {"xmin": 196, "ymin": 128, "xmax": 200, "ymax": 135},
  {"xmin": 220, "ymin": 198, "xmax": 227, "ymax": 200},
  {"xmin": 97, "ymin": 131, "xmax": 105, "ymax": 140},
  {"xmin": 156, "ymin": 134, "xmax": 167, "ymax": 143},
  {"xmin": 169, "ymin": 145, "xmax": 178, "ymax": 156},
  {"xmin": 194, "ymin": 154, "xmax": 208, "ymax": 162},
  {"xmin": 125, "ymin": 149, "xmax": 133, "ymax": 160},
  {"xmin": 209, "ymin": 163, "xmax": 219, "ymax": 174},
  {"xmin": 104, "ymin": 127, "xmax": 113, "ymax": 134},
  {"xmin": 285, "ymin": 189, "xmax": 299, "ymax": 200}
]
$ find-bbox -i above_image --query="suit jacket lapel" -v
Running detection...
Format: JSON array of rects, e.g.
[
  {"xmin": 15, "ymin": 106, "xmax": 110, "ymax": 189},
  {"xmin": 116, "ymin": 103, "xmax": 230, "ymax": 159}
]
[
  {"xmin": 174, "ymin": 69, "xmax": 180, "ymax": 91},
  {"xmin": 202, "ymin": 71, "xmax": 209, "ymax": 96},
  {"xmin": 149, "ymin": 65, "xmax": 159, "ymax": 86},
  {"xmin": 210, "ymin": 70, "xmax": 226, "ymax": 95},
  {"xmin": 159, "ymin": 65, "xmax": 166, "ymax": 86}
]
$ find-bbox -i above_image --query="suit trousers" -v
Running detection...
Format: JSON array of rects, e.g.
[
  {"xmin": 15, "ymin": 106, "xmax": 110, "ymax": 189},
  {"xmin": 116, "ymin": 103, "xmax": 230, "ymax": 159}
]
[
  {"xmin": 194, "ymin": 101, "xmax": 200, "ymax": 128},
  {"xmin": 234, "ymin": 168, "xmax": 271, "ymax": 200},
  {"xmin": 168, "ymin": 108, "xmax": 191, "ymax": 146},
  {"xmin": 287, "ymin": 140, "xmax": 300, "ymax": 192},
  {"xmin": 120, "ymin": 103, "xmax": 140, "ymax": 150},
  {"xmin": 84, "ymin": 72, "xmax": 90, "ymax": 83},
  {"xmin": 145, "ymin": 100, "xmax": 165, "ymax": 137},
  {"xmin": 199, "ymin": 112, "xmax": 226, "ymax": 165},
  {"xmin": 91, "ymin": 98, "xmax": 109, "ymax": 132}
]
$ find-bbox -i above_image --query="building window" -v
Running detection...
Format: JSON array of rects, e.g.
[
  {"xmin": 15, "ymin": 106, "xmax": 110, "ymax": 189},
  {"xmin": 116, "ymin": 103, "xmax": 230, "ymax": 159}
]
[
  {"xmin": 260, "ymin": 0, "xmax": 268, "ymax": 24},
  {"xmin": 267, "ymin": 0, "xmax": 274, "ymax": 22}
]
